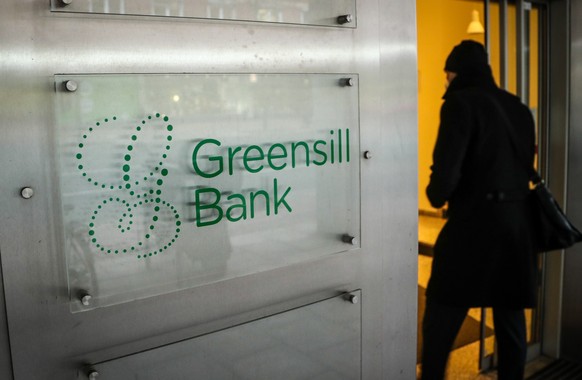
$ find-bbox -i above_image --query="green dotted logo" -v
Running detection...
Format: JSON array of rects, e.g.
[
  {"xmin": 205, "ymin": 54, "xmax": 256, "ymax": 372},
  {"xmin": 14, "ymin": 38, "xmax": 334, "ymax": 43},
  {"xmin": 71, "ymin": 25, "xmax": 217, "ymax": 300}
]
[{"xmin": 76, "ymin": 113, "xmax": 181, "ymax": 259}]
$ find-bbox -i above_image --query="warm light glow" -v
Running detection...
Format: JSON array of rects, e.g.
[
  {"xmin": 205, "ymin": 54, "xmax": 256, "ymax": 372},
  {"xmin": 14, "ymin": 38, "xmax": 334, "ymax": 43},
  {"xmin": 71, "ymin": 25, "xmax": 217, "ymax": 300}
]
[
  {"xmin": 467, "ymin": 10, "xmax": 485, "ymax": 34},
  {"xmin": 172, "ymin": 94, "xmax": 180, "ymax": 102}
]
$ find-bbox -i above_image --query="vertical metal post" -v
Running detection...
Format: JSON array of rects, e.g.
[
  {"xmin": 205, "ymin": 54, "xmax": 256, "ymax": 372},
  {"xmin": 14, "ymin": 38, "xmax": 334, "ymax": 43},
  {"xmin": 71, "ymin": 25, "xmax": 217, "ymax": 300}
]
[
  {"xmin": 535, "ymin": 5, "xmax": 550, "ymax": 347},
  {"xmin": 479, "ymin": 308, "xmax": 487, "ymax": 370},
  {"xmin": 517, "ymin": 0, "xmax": 524, "ymax": 99},
  {"xmin": 484, "ymin": 0, "xmax": 490, "ymax": 56},
  {"xmin": 516, "ymin": 0, "xmax": 530, "ymax": 104},
  {"xmin": 479, "ymin": 307, "xmax": 495, "ymax": 371},
  {"xmin": 500, "ymin": 0, "xmax": 508, "ymax": 90},
  {"xmin": 525, "ymin": 2, "xmax": 531, "ymax": 105},
  {"xmin": 539, "ymin": 4, "xmax": 551, "ymax": 181}
]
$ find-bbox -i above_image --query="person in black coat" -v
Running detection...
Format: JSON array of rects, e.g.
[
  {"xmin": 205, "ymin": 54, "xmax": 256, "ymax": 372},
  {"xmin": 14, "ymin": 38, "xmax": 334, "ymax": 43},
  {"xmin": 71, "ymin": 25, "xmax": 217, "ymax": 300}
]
[{"xmin": 420, "ymin": 40, "xmax": 538, "ymax": 380}]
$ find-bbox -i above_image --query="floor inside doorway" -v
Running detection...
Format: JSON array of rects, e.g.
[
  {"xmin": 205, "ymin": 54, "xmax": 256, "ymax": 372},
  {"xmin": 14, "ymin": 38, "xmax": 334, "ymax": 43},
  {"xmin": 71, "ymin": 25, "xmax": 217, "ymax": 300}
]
[
  {"xmin": 418, "ymin": 251, "xmax": 547, "ymax": 379},
  {"xmin": 417, "ymin": 254, "xmax": 496, "ymax": 380}
]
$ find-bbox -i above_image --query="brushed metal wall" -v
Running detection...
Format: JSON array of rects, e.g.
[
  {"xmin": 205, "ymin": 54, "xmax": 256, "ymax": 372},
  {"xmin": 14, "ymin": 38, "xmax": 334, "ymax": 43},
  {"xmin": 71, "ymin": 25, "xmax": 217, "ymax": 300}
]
[
  {"xmin": 0, "ymin": 1, "xmax": 418, "ymax": 379},
  {"xmin": 561, "ymin": 0, "xmax": 582, "ymax": 363}
]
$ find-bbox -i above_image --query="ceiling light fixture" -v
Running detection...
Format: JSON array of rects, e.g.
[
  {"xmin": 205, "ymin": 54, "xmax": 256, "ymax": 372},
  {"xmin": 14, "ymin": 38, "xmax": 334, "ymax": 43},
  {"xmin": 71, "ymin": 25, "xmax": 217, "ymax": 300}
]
[{"xmin": 467, "ymin": 10, "xmax": 485, "ymax": 34}]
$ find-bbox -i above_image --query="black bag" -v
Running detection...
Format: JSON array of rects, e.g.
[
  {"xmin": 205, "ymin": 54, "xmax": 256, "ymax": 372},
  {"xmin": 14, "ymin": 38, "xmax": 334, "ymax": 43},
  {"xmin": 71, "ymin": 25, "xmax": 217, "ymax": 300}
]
[
  {"xmin": 530, "ymin": 174, "xmax": 582, "ymax": 252},
  {"xmin": 489, "ymin": 93, "xmax": 582, "ymax": 253}
]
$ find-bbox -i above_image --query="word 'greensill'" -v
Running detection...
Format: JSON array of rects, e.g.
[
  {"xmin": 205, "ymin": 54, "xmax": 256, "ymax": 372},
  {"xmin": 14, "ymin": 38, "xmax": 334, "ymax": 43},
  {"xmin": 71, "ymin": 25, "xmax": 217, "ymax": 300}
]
[{"xmin": 192, "ymin": 129, "xmax": 350, "ymax": 178}]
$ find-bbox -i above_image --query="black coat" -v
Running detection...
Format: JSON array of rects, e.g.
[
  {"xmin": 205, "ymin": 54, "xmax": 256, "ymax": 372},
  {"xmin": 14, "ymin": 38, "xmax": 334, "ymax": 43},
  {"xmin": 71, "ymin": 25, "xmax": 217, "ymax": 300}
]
[{"xmin": 426, "ymin": 73, "xmax": 538, "ymax": 308}]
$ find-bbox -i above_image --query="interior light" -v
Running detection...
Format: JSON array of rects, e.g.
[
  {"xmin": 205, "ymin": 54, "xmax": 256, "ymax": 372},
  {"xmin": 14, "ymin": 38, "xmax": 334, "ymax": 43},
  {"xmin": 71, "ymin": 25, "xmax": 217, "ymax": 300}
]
[
  {"xmin": 173, "ymin": 95, "xmax": 180, "ymax": 102},
  {"xmin": 467, "ymin": 10, "xmax": 485, "ymax": 34}
]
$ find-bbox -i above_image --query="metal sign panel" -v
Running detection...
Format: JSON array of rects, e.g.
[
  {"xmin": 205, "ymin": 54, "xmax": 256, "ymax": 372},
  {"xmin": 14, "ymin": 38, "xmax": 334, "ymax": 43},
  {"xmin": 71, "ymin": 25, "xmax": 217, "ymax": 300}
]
[
  {"xmin": 54, "ymin": 73, "xmax": 361, "ymax": 311},
  {"xmin": 84, "ymin": 291, "xmax": 361, "ymax": 380}
]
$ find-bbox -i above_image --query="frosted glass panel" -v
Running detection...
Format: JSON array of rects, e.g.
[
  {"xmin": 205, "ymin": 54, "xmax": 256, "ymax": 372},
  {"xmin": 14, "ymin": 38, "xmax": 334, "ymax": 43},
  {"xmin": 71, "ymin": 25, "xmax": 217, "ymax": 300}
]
[
  {"xmin": 54, "ymin": 73, "xmax": 360, "ymax": 311},
  {"xmin": 88, "ymin": 291, "xmax": 361, "ymax": 379},
  {"xmin": 51, "ymin": 0, "xmax": 357, "ymax": 28}
]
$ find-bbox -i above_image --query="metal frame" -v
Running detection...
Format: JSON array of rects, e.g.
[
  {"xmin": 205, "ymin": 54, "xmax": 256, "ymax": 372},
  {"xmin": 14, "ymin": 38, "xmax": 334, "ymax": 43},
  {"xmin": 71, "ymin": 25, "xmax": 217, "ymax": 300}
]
[
  {"xmin": 542, "ymin": 0, "xmax": 570, "ymax": 359},
  {"xmin": 560, "ymin": 0, "xmax": 582, "ymax": 362},
  {"xmin": 0, "ymin": 1, "xmax": 419, "ymax": 379}
]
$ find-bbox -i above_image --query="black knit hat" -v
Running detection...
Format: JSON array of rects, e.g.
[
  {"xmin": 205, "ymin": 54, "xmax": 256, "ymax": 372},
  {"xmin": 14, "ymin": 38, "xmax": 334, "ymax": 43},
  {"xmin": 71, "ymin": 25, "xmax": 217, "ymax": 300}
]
[{"xmin": 444, "ymin": 40, "xmax": 490, "ymax": 76}]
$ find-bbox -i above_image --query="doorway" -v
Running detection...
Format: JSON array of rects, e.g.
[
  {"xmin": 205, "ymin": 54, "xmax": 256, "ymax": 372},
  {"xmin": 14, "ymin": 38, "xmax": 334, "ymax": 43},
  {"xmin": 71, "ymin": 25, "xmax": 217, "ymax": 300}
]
[{"xmin": 417, "ymin": 0, "xmax": 548, "ymax": 377}]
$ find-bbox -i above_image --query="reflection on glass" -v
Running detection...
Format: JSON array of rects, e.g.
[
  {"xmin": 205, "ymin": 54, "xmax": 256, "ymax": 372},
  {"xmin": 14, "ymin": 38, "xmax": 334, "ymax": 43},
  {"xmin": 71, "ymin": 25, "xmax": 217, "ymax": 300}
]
[
  {"xmin": 476, "ymin": 0, "xmax": 543, "ymax": 355},
  {"xmin": 54, "ymin": 73, "xmax": 360, "ymax": 311},
  {"xmin": 51, "ymin": 0, "xmax": 357, "ymax": 28}
]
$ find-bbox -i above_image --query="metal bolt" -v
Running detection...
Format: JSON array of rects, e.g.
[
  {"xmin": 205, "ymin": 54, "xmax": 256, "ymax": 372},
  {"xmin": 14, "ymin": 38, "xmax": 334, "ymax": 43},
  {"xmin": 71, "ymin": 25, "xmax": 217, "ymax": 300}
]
[
  {"xmin": 65, "ymin": 80, "xmax": 78, "ymax": 92},
  {"xmin": 80, "ymin": 293, "xmax": 92, "ymax": 306},
  {"xmin": 340, "ymin": 77, "xmax": 354, "ymax": 87},
  {"xmin": 342, "ymin": 234, "xmax": 358, "ymax": 246},
  {"xmin": 337, "ymin": 14, "xmax": 353, "ymax": 25},
  {"xmin": 61, "ymin": 0, "xmax": 73, "ymax": 4},
  {"xmin": 20, "ymin": 187, "xmax": 34, "ymax": 199},
  {"xmin": 363, "ymin": 151, "xmax": 372, "ymax": 159},
  {"xmin": 347, "ymin": 294, "xmax": 359, "ymax": 304},
  {"xmin": 87, "ymin": 370, "xmax": 99, "ymax": 380}
]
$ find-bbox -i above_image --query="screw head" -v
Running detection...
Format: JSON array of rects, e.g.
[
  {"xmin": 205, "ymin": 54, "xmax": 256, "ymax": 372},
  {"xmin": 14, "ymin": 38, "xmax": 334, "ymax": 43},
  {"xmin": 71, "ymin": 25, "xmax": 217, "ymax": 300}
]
[
  {"xmin": 342, "ymin": 234, "xmax": 358, "ymax": 245},
  {"xmin": 340, "ymin": 78, "xmax": 354, "ymax": 87},
  {"xmin": 81, "ymin": 294, "xmax": 92, "ymax": 306},
  {"xmin": 349, "ymin": 295, "xmax": 359, "ymax": 304},
  {"xmin": 337, "ymin": 14, "xmax": 353, "ymax": 25},
  {"xmin": 88, "ymin": 370, "xmax": 99, "ymax": 380},
  {"xmin": 61, "ymin": 0, "xmax": 73, "ymax": 5},
  {"xmin": 20, "ymin": 187, "xmax": 34, "ymax": 199},
  {"xmin": 363, "ymin": 151, "xmax": 372, "ymax": 159},
  {"xmin": 65, "ymin": 80, "xmax": 78, "ymax": 92}
]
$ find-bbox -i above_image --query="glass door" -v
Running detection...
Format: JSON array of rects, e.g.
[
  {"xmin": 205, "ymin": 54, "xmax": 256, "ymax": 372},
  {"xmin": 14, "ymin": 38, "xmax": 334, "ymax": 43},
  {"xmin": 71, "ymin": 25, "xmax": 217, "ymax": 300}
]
[
  {"xmin": 478, "ymin": 0, "xmax": 549, "ymax": 371},
  {"xmin": 416, "ymin": 0, "xmax": 550, "ymax": 377}
]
